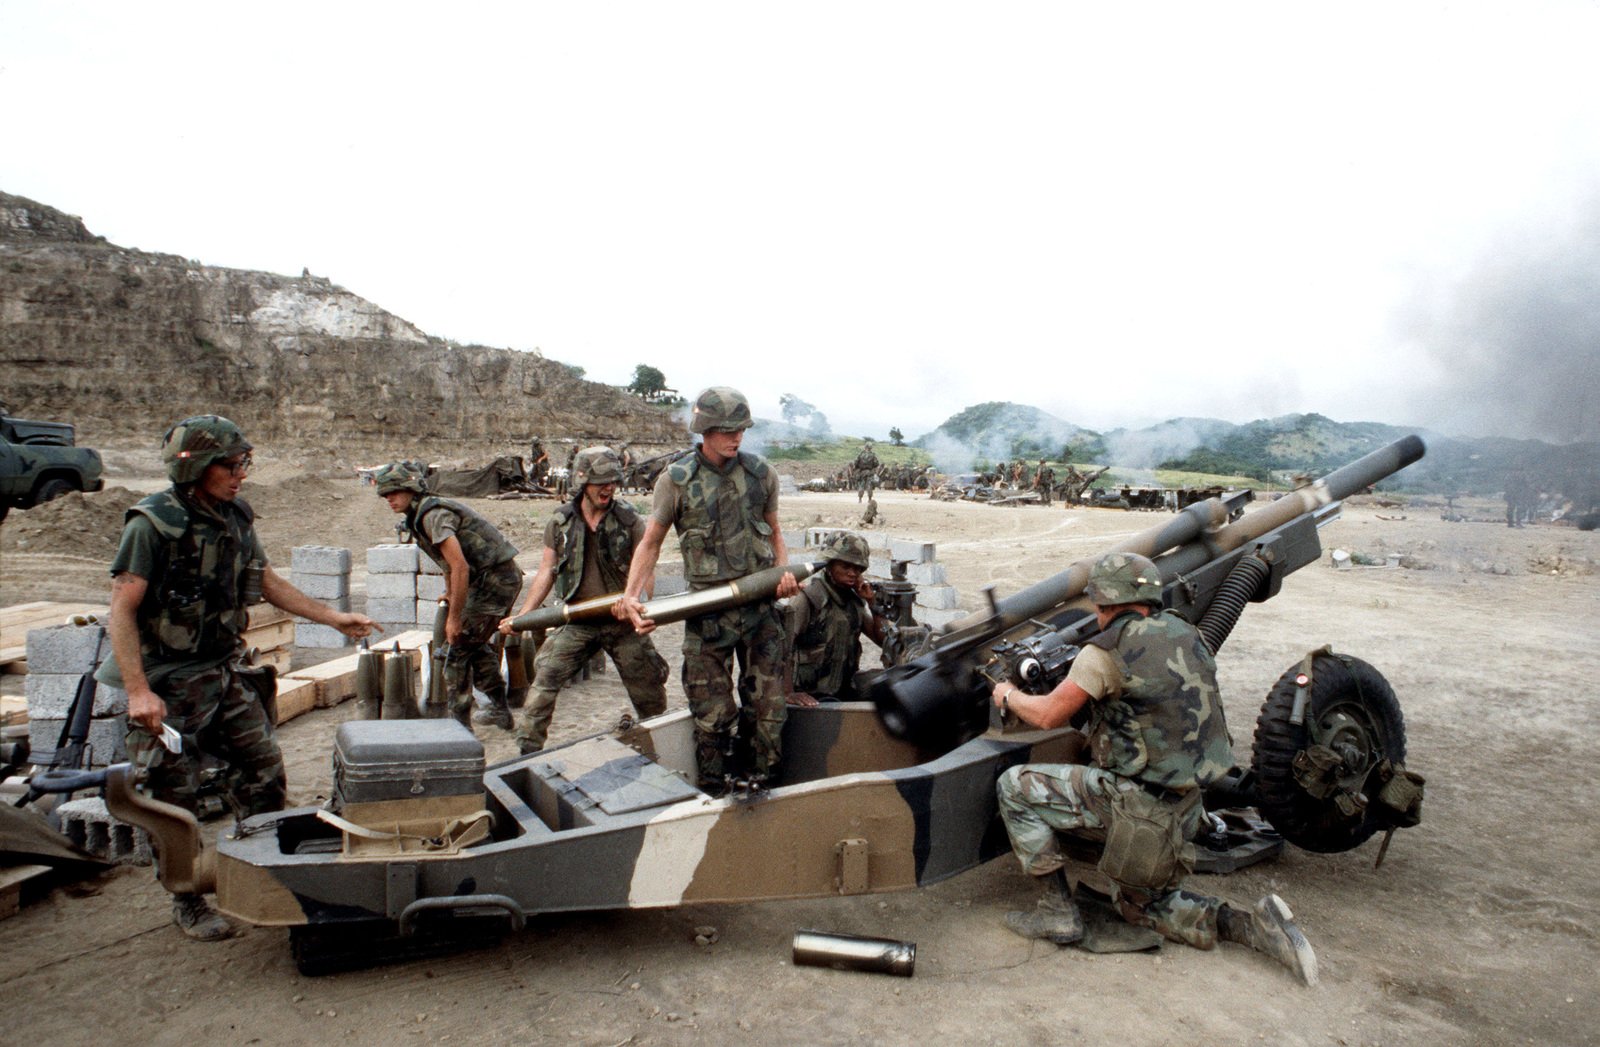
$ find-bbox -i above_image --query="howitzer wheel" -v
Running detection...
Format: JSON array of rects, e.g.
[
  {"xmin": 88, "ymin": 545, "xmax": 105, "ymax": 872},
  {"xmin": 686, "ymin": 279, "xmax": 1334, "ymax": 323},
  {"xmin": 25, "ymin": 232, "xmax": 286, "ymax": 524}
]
[{"xmin": 1251, "ymin": 654, "xmax": 1406, "ymax": 853}]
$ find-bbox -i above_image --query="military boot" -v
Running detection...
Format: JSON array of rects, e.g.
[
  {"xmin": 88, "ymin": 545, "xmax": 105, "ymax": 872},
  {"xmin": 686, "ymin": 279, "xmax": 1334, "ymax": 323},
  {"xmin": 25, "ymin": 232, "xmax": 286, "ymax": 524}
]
[
  {"xmin": 1219, "ymin": 894, "xmax": 1319, "ymax": 986},
  {"xmin": 473, "ymin": 701, "xmax": 514, "ymax": 731},
  {"xmin": 172, "ymin": 892, "xmax": 233, "ymax": 942},
  {"xmin": 1003, "ymin": 870, "xmax": 1084, "ymax": 945}
]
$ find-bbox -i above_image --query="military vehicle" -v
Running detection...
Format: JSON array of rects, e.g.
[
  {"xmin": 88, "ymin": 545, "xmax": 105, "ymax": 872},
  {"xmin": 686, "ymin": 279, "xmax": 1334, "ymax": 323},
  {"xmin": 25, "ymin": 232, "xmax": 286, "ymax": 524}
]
[
  {"xmin": 34, "ymin": 437, "xmax": 1426, "ymax": 974},
  {"xmin": 0, "ymin": 407, "xmax": 104, "ymax": 523}
]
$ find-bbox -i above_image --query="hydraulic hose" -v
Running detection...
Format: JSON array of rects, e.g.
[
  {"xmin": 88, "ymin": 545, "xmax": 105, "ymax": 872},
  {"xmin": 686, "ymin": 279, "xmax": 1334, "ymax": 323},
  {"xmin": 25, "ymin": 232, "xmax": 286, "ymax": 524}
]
[{"xmin": 1197, "ymin": 554, "xmax": 1271, "ymax": 654}]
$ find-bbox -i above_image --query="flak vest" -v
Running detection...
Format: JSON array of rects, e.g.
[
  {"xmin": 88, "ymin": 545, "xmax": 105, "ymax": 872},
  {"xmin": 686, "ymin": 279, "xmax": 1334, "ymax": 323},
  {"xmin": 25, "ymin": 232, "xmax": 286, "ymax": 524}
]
[
  {"xmin": 406, "ymin": 496, "xmax": 519, "ymax": 573},
  {"xmin": 1085, "ymin": 610, "xmax": 1234, "ymax": 790},
  {"xmin": 791, "ymin": 575, "xmax": 865, "ymax": 697},
  {"xmin": 667, "ymin": 451, "xmax": 775, "ymax": 587},
  {"xmin": 550, "ymin": 500, "xmax": 639, "ymax": 603},
  {"xmin": 125, "ymin": 488, "xmax": 254, "ymax": 662}
]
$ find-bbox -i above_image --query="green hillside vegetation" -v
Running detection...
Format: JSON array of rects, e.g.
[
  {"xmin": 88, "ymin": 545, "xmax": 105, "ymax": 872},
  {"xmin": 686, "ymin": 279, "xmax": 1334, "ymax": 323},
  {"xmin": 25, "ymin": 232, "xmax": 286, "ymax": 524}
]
[{"xmin": 763, "ymin": 436, "xmax": 931, "ymax": 469}]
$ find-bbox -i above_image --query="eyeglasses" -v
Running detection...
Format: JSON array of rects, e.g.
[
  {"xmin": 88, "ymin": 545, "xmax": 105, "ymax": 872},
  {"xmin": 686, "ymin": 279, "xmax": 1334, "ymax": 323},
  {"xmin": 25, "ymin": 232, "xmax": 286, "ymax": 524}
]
[{"xmin": 220, "ymin": 454, "xmax": 253, "ymax": 476}]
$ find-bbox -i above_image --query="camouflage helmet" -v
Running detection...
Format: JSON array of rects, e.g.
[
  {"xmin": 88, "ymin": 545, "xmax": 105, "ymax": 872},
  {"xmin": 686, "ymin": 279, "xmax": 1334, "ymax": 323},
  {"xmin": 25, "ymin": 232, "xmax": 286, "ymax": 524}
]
[
  {"xmin": 161, "ymin": 415, "xmax": 252, "ymax": 484},
  {"xmin": 1085, "ymin": 552, "xmax": 1163, "ymax": 607},
  {"xmin": 572, "ymin": 446, "xmax": 623, "ymax": 488},
  {"xmin": 689, "ymin": 387, "xmax": 754, "ymax": 434},
  {"xmin": 821, "ymin": 532, "xmax": 871, "ymax": 569},
  {"xmin": 372, "ymin": 460, "xmax": 428, "ymax": 496}
]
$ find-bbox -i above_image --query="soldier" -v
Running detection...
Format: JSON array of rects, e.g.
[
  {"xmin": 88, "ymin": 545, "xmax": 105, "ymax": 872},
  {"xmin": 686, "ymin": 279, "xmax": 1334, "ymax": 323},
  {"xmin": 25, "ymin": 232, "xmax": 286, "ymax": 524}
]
[
  {"xmin": 616, "ymin": 387, "xmax": 801, "ymax": 792},
  {"xmin": 529, "ymin": 437, "xmax": 550, "ymax": 487},
  {"xmin": 1011, "ymin": 460, "xmax": 1027, "ymax": 487},
  {"xmin": 557, "ymin": 444, "xmax": 578, "ymax": 499},
  {"xmin": 103, "ymin": 415, "xmax": 379, "ymax": 940},
  {"xmin": 781, "ymin": 533, "xmax": 887, "ymax": 707},
  {"xmin": 989, "ymin": 553, "xmax": 1318, "ymax": 985},
  {"xmin": 852, "ymin": 440, "xmax": 880, "ymax": 503},
  {"xmin": 1504, "ymin": 471, "xmax": 1531, "ymax": 528},
  {"xmin": 1034, "ymin": 458, "xmax": 1056, "ymax": 506},
  {"xmin": 496, "ymin": 447, "xmax": 668, "ymax": 754},
  {"xmin": 373, "ymin": 461, "xmax": 522, "ymax": 732}
]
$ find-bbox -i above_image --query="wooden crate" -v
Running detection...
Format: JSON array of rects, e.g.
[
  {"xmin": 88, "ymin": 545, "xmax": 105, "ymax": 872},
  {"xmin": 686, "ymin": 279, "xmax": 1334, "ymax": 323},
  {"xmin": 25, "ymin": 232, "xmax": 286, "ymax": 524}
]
[
  {"xmin": 284, "ymin": 648, "xmax": 422, "ymax": 709},
  {"xmin": 0, "ymin": 602, "xmax": 107, "ymax": 670},
  {"xmin": 273, "ymin": 678, "xmax": 318, "ymax": 725}
]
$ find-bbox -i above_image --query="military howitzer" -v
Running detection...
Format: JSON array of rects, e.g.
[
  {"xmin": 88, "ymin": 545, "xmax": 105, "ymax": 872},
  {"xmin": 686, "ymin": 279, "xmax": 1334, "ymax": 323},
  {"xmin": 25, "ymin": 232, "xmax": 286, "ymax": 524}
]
[{"xmin": 869, "ymin": 435, "xmax": 1427, "ymax": 855}]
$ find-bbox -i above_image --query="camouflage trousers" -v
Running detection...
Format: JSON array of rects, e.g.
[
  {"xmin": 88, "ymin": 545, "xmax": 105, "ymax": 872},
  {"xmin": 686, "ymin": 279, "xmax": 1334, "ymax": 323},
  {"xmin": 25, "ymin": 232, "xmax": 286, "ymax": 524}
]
[
  {"xmin": 443, "ymin": 562, "xmax": 522, "ymax": 716},
  {"xmin": 855, "ymin": 474, "xmax": 876, "ymax": 502},
  {"xmin": 680, "ymin": 600, "xmax": 787, "ymax": 786},
  {"xmin": 125, "ymin": 660, "xmax": 286, "ymax": 818},
  {"xmin": 515, "ymin": 619, "xmax": 669, "ymax": 752},
  {"xmin": 996, "ymin": 762, "xmax": 1223, "ymax": 950}
]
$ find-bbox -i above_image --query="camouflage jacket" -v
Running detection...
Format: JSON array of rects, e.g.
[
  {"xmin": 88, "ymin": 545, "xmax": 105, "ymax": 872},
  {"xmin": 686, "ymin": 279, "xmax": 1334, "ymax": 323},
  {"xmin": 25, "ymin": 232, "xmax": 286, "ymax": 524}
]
[
  {"xmin": 125, "ymin": 488, "xmax": 255, "ymax": 668},
  {"xmin": 853, "ymin": 448, "xmax": 879, "ymax": 474},
  {"xmin": 550, "ymin": 499, "xmax": 639, "ymax": 603},
  {"xmin": 667, "ymin": 451, "xmax": 775, "ymax": 587},
  {"xmin": 1084, "ymin": 610, "xmax": 1234, "ymax": 790},
  {"xmin": 406, "ymin": 496, "xmax": 518, "ymax": 576},
  {"xmin": 788, "ymin": 574, "xmax": 866, "ymax": 697}
]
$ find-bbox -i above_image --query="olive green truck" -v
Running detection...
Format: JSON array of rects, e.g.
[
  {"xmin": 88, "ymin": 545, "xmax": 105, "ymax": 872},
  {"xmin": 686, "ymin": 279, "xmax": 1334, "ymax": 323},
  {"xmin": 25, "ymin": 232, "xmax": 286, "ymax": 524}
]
[{"xmin": 0, "ymin": 408, "xmax": 103, "ymax": 523}]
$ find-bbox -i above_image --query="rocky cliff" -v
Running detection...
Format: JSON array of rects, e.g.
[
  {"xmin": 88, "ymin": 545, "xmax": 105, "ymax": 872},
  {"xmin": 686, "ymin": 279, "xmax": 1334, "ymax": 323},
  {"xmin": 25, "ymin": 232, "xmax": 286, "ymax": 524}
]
[{"xmin": 0, "ymin": 191, "xmax": 684, "ymax": 452}]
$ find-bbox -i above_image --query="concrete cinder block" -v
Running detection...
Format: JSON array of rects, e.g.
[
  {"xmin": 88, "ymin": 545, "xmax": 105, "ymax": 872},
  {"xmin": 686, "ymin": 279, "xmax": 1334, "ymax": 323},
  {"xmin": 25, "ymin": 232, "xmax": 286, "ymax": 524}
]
[
  {"xmin": 915, "ymin": 606, "xmax": 968, "ymax": 630},
  {"xmin": 865, "ymin": 531, "xmax": 894, "ymax": 553},
  {"xmin": 25, "ymin": 624, "xmax": 111, "ymax": 675},
  {"xmin": 867, "ymin": 555, "xmax": 893, "ymax": 580},
  {"xmin": 806, "ymin": 527, "xmax": 850, "ymax": 549},
  {"xmin": 26, "ymin": 673, "xmax": 128, "ymax": 719},
  {"xmin": 418, "ymin": 552, "xmax": 443, "ymax": 575},
  {"xmin": 915, "ymin": 584, "xmax": 961, "ymax": 610},
  {"xmin": 294, "ymin": 623, "xmax": 354, "ymax": 649},
  {"xmin": 291, "ymin": 545, "xmax": 352, "ymax": 576},
  {"xmin": 366, "ymin": 573, "xmax": 417, "ymax": 600},
  {"xmin": 55, "ymin": 797, "xmax": 153, "ymax": 865},
  {"xmin": 904, "ymin": 561, "xmax": 948, "ymax": 586},
  {"xmin": 293, "ymin": 571, "xmax": 350, "ymax": 600},
  {"xmin": 28, "ymin": 715, "xmax": 128, "ymax": 766},
  {"xmin": 890, "ymin": 539, "xmax": 936, "ymax": 564},
  {"xmin": 366, "ymin": 597, "xmax": 417, "ymax": 623},
  {"xmin": 416, "ymin": 599, "xmax": 445, "ymax": 625},
  {"xmin": 415, "ymin": 574, "xmax": 447, "ymax": 601},
  {"xmin": 367, "ymin": 543, "xmax": 419, "ymax": 574}
]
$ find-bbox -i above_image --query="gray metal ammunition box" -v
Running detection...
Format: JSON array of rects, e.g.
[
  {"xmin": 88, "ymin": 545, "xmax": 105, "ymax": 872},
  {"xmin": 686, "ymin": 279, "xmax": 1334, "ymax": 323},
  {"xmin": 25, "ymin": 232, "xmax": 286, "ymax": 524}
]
[{"xmin": 331, "ymin": 719, "xmax": 484, "ymax": 810}]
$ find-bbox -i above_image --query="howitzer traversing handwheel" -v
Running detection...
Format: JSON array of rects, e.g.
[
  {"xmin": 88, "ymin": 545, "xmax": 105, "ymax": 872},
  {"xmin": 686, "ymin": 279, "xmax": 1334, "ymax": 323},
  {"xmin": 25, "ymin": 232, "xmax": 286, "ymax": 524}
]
[{"xmin": 1251, "ymin": 653, "xmax": 1406, "ymax": 853}]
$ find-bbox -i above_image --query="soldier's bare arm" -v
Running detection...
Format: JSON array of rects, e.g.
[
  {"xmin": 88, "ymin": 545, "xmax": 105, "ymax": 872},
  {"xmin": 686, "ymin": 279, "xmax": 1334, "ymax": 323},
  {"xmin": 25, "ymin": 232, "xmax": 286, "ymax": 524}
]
[
  {"xmin": 261, "ymin": 567, "xmax": 380, "ymax": 639},
  {"xmin": 616, "ymin": 519, "xmax": 670, "ymax": 633},
  {"xmin": 108, "ymin": 571, "xmax": 165, "ymax": 732},
  {"xmin": 500, "ymin": 545, "xmax": 558, "ymax": 635},
  {"xmin": 436, "ymin": 536, "xmax": 471, "ymax": 644},
  {"xmin": 990, "ymin": 676, "xmax": 1091, "ymax": 730},
  {"xmin": 766, "ymin": 510, "xmax": 801, "ymax": 598}
]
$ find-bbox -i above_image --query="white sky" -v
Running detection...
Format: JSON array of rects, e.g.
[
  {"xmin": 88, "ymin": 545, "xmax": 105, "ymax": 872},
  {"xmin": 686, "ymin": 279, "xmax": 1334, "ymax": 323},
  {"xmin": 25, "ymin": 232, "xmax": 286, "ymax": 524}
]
[{"xmin": 5, "ymin": 2, "xmax": 1600, "ymax": 442}]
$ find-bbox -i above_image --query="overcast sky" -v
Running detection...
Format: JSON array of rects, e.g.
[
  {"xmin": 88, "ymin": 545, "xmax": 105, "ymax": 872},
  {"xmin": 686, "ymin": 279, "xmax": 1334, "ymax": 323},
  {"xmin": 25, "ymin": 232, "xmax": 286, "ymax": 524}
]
[{"xmin": 5, "ymin": 2, "xmax": 1599, "ymax": 443}]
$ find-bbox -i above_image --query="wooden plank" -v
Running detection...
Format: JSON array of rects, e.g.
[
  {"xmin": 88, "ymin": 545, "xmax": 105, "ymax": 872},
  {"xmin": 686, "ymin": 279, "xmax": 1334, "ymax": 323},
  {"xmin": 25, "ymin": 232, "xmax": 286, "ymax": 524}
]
[
  {"xmin": 0, "ymin": 602, "xmax": 57, "ymax": 625},
  {"xmin": 0, "ymin": 603, "xmax": 107, "ymax": 652},
  {"xmin": 375, "ymin": 629, "xmax": 433, "ymax": 652},
  {"xmin": 250, "ymin": 647, "xmax": 293, "ymax": 674},
  {"xmin": 0, "ymin": 865, "xmax": 53, "ymax": 921},
  {"xmin": 1, "ymin": 694, "xmax": 27, "ymax": 728},
  {"xmin": 273, "ymin": 678, "xmax": 318, "ymax": 725},
  {"xmin": 242, "ymin": 618, "xmax": 295, "ymax": 651},
  {"xmin": 2, "ymin": 658, "xmax": 27, "ymax": 676},
  {"xmin": 247, "ymin": 604, "xmax": 291, "ymax": 628},
  {"xmin": 284, "ymin": 648, "xmax": 422, "ymax": 709}
]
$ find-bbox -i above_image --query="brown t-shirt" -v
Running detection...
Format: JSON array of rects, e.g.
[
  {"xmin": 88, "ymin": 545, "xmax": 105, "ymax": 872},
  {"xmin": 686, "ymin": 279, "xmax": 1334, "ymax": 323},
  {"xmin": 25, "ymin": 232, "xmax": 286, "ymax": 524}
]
[
  {"xmin": 543, "ymin": 509, "xmax": 646, "ymax": 602},
  {"xmin": 1065, "ymin": 643, "xmax": 1120, "ymax": 700}
]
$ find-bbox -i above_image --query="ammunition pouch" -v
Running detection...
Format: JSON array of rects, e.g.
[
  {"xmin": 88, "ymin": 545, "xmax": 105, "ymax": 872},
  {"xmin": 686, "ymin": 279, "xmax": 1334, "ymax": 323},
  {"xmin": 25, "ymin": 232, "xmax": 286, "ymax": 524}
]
[
  {"xmin": 235, "ymin": 661, "xmax": 279, "ymax": 728},
  {"xmin": 1097, "ymin": 781, "xmax": 1199, "ymax": 891},
  {"xmin": 1369, "ymin": 759, "xmax": 1425, "ymax": 828}
]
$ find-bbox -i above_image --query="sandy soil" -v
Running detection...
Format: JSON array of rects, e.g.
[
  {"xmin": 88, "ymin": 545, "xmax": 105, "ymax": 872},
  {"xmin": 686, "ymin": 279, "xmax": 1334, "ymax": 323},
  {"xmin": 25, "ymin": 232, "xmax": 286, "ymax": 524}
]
[{"xmin": 3, "ymin": 468, "xmax": 1598, "ymax": 1047}]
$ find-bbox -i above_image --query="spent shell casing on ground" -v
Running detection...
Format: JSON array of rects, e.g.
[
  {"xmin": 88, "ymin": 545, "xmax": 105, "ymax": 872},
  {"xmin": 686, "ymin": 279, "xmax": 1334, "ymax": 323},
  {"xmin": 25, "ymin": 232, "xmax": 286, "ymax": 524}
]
[{"xmin": 792, "ymin": 929, "xmax": 916, "ymax": 977}]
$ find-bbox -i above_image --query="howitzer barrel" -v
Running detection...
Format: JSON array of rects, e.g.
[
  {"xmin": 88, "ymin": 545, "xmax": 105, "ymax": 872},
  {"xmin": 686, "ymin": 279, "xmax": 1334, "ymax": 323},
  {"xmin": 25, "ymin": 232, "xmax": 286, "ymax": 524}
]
[{"xmin": 509, "ymin": 561, "xmax": 823, "ymax": 633}]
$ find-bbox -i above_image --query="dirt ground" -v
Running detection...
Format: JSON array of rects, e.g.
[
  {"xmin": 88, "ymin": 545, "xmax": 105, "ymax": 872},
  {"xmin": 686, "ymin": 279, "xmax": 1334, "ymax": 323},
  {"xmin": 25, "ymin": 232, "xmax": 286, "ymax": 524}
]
[{"xmin": 2, "ymin": 461, "xmax": 1598, "ymax": 1046}]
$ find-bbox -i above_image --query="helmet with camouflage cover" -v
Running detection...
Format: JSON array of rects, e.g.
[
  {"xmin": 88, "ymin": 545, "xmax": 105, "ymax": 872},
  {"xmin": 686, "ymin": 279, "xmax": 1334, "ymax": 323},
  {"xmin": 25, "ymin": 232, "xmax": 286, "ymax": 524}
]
[
  {"xmin": 572, "ymin": 446, "xmax": 623, "ymax": 488},
  {"xmin": 821, "ymin": 532, "xmax": 871, "ymax": 569},
  {"xmin": 689, "ymin": 387, "xmax": 754, "ymax": 434},
  {"xmin": 1085, "ymin": 552, "xmax": 1163, "ymax": 607},
  {"xmin": 372, "ymin": 460, "xmax": 428, "ymax": 496},
  {"xmin": 162, "ymin": 415, "xmax": 252, "ymax": 484}
]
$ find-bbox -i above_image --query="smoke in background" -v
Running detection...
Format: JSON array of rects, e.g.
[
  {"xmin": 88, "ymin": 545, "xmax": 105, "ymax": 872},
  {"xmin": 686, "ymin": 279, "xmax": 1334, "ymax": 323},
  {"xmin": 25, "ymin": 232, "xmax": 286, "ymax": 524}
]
[
  {"xmin": 1400, "ymin": 195, "xmax": 1600, "ymax": 444},
  {"xmin": 1099, "ymin": 418, "xmax": 1232, "ymax": 469}
]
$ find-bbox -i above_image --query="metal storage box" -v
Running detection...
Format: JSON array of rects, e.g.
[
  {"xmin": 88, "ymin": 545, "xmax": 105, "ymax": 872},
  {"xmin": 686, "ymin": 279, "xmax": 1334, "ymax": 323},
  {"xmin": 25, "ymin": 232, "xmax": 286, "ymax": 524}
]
[{"xmin": 331, "ymin": 719, "xmax": 484, "ymax": 811}]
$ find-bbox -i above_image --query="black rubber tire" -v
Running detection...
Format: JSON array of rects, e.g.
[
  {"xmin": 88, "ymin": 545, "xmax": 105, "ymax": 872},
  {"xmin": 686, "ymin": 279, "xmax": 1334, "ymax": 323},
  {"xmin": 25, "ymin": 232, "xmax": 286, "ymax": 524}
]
[
  {"xmin": 1251, "ymin": 653, "xmax": 1406, "ymax": 853},
  {"xmin": 34, "ymin": 478, "xmax": 77, "ymax": 504}
]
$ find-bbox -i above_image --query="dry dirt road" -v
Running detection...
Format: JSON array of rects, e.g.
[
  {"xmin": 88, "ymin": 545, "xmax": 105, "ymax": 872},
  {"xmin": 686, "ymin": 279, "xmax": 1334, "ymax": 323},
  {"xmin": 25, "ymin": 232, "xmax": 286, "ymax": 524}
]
[{"xmin": 3, "ymin": 469, "xmax": 1597, "ymax": 1047}]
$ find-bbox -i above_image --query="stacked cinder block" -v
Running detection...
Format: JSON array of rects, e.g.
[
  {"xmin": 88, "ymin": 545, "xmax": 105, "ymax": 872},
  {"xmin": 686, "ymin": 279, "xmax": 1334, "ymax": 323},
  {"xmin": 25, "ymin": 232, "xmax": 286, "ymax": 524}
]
[
  {"xmin": 365, "ymin": 543, "xmax": 421, "ymax": 634},
  {"xmin": 802, "ymin": 528, "xmax": 966, "ymax": 629},
  {"xmin": 416, "ymin": 552, "xmax": 446, "ymax": 626},
  {"xmin": 292, "ymin": 545, "xmax": 353, "ymax": 648},
  {"xmin": 54, "ymin": 797, "xmax": 152, "ymax": 865},
  {"xmin": 24, "ymin": 622, "xmax": 126, "ymax": 766}
]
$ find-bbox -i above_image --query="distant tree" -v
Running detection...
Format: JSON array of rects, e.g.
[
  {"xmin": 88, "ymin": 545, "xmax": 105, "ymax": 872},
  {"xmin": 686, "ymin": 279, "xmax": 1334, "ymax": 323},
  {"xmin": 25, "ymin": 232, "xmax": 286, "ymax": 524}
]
[
  {"xmin": 779, "ymin": 393, "xmax": 815, "ymax": 423},
  {"xmin": 628, "ymin": 364, "xmax": 668, "ymax": 400},
  {"xmin": 889, "ymin": 427, "xmax": 905, "ymax": 446},
  {"xmin": 562, "ymin": 363, "xmax": 586, "ymax": 380}
]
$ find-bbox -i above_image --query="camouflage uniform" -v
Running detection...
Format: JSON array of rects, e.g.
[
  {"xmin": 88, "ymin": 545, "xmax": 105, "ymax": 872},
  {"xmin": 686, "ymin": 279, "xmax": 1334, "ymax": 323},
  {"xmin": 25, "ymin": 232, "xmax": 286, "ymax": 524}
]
[
  {"xmin": 996, "ymin": 606, "xmax": 1235, "ymax": 949},
  {"xmin": 653, "ymin": 445, "xmax": 786, "ymax": 786},
  {"xmin": 99, "ymin": 487, "xmax": 286, "ymax": 818},
  {"xmin": 515, "ymin": 496, "xmax": 668, "ymax": 752},
  {"xmin": 781, "ymin": 534, "xmax": 878, "ymax": 700},
  {"xmin": 1034, "ymin": 461, "xmax": 1055, "ymax": 506},
  {"xmin": 853, "ymin": 443, "xmax": 880, "ymax": 503},
  {"xmin": 405, "ymin": 495, "xmax": 522, "ymax": 721}
]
